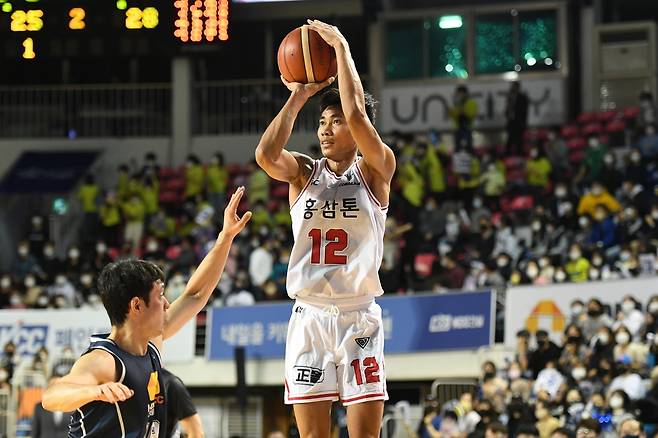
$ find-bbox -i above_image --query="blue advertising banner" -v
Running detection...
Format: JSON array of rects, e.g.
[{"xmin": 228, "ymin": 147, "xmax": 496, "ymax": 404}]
[{"xmin": 207, "ymin": 291, "xmax": 494, "ymax": 360}]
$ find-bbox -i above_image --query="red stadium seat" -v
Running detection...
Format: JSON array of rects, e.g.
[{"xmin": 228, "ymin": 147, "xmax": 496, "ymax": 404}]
[
  {"xmin": 165, "ymin": 245, "xmax": 181, "ymax": 260},
  {"xmin": 606, "ymin": 119, "xmax": 626, "ymax": 133},
  {"xmin": 577, "ymin": 112, "xmax": 597, "ymax": 124},
  {"xmin": 159, "ymin": 191, "xmax": 180, "ymax": 203},
  {"xmin": 560, "ymin": 124, "xmax": 580, "ymax": 138},
  {"xmin": 567, "ymin": 137, "xmax": 587, "ymax": 150},
  {"xmin": 582, "ymin": 123, "xmax": 603, "ymax": 135},
  {"xmin": 623, "ymin": 106, "xmax": 641, "ymax": 120},
  {"xmin": 272, "ymin": 183, "xmax": 288, "ymax": 198},
  {"xmin": 570, "ymin": 150, "xmax": 586, "ymax": 163},
  {"xmin": 597, "ymin": 111, "xmax": 619, "ymax": 123},
  {"xmin": 162, "ymin": 178, "xmax": 185, "ymax": 191},
  {"xmin": 266, "ymin": 199, "xmax": 280, "ymax": 212}
]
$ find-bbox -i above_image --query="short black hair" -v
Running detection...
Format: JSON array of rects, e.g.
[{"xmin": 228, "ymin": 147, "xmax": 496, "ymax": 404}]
[
  {"xmin": 319, "ymin": 87, "xmax": 377, "ymax": 124},
  {"xmin": 98, "ymin": 260, "xmax": 164, "ymax": 326}
]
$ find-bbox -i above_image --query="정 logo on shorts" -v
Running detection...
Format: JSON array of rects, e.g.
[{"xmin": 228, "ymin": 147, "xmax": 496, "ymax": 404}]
[{"xmin": 294, "ymin": 366, "xmax": 324, "ymax": 385}]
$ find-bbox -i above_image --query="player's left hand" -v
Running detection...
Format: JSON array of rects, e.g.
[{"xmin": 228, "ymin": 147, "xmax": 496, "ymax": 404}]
[
  {"xmin": 306, "ymin": 19, "xmax": 346, "ymax": 48},
  {"xmin": 221, "ymin": 186, "xmax": 252, "ymax": 238}
]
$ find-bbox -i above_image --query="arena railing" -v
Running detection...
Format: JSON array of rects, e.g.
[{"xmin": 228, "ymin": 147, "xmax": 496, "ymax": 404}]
[{"xmin": 0, "ymin": 84, "xmax": 171, "ymax": 138}]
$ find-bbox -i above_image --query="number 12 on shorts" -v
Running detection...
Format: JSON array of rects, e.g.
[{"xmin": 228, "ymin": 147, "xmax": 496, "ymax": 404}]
[{"xmin": 350, "ymin": 357, "xmax": 380, "ymax": 385}]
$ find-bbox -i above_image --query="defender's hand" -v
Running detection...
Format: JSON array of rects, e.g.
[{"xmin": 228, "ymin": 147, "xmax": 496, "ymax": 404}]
[{"xmin": 221, "ymin": 186, "xmax": 252, "ymax": 238}]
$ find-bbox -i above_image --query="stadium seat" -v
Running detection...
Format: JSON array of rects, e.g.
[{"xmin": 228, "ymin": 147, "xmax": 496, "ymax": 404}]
[
  {"xmin": 597, "ymin": 110, "xmax": 618, "ymax": 123},
  {"xmin": 623, "ymin": 106, "xmax": 641, "ymax": 120},
  {"xmin": 567, "ymin": 137, "xmax": 587, "ymax": 150},
  {"xmin": 577, "ymin": 112, "xmax": 597, "ymax": 124},
  {"xmin": 414, "ymin": 253, "xmax": 436, "ymax": 278},
  {"xmin": 582, "ymin": 122, "xmax": 603, "ymax": 135},
  {"xmin": 606, "ymin": 119, "xmax": 626, "ymax": 133},
  {"xmin": 560, "ymin": 124, "xmax": 580, "ymax": 139}
]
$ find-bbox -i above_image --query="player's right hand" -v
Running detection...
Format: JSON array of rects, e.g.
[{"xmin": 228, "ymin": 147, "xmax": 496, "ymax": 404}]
[
  {"xmin": 281, "ymin": 75, "xmax": 335, "ymax": 99},
  {"xmin": 94, "ymin": 382, "xmax": 134, "ymax": 404}
]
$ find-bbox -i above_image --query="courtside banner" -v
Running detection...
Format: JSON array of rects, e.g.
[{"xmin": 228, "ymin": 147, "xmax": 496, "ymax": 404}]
[
  {"xmin": 504, "ymin": 277, "xmax": 658, "ymax": 347},
  {"xmin": 207, "ymin": 291, "xmax": 495, "ymax": 360},
  {"xmin": 0, "ymin": 310, "xmax": 195, "ymax": 363}
]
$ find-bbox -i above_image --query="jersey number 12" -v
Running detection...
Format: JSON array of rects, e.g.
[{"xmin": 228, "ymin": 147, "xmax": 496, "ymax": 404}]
[{"xmin": 308, "ymin": 228, "xmax": 348, "ymax": 265}]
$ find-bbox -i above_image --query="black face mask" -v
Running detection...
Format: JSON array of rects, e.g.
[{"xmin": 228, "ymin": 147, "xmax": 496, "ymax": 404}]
[
  {"xmin": 484, "ymin": 371, "xmax": 496, "ymax": 380},
  {"xmin": 588, "ymin": 308, "xmax": 602, "ymax": 317},
  {"xmin": 567, "ymin": 336, "xmax": 582, "ymax": 344}
]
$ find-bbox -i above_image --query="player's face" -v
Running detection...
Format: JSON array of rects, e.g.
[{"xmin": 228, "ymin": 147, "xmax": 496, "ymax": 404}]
[
  {"xmin": 144, "ymin": 280, "xmax": 169, "ymax": 336},
  {"xmin": 317, "ymin": 106, "xmax": 357, "ymax": 161}
]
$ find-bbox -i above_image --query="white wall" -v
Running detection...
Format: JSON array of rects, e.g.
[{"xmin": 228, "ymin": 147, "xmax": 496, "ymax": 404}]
[{"xmin": 0, "ymin": 132, "xmax": 320, "ymax": 187}]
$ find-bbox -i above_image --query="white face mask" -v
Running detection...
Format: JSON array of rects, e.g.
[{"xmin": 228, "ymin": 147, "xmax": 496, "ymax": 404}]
[
  {"xmin": 589, "ymin": 268, "xmax": 600, "ymax": 279},
  {"xmin": 146, "ymin": 241, "xmax": 158, "ymax": 252},
  {"xmin": 539, "ymin": 257, "xmax": 549, "ymax": 268},
  {"xmin": 622, "ymin": 301, "xmax": 635, "ymax": 313},
  {"xmin": 68, "ymin": 248, "xmax": 80, "ymax": 259},
  {"xmin": 0, "ymin": 369, "xmax": 8, "ymax": 382},
  {"xmin": 579, "ymin": 216, "xmax": 589, "ymax": 228},
  {"xmin": 569, "ymin": 250, "xmax": 581, "ymax": 261},
  {"xmin": 598, "ymin": 333, "xmax": 610, "ymax": 345},
  {"xmin": 532, "ymin": 221, "xmax": 541, "ymax": 231},
  {"xmin": 609, "ymin": 395, "xmax": 623, "ymax": 409},
  {"xmin": 571, "ymin": 304, "xmax": 584, "ymax": 316},
  {"xmin": 589, "ymin": 138, "xmax": 600, "ymax": 148},
  {"xmin": 555, "ymin": 188, "xmax": 567, "ymax": 198},
  {"xmin": 527, "ymin": 265, "xmax": 539, "ymax": 279},
  {"xmin": 631, "ymin": 152, "xmax": 641, "ymax": 163},
  {"xmin": 96, "ymin": 243, "xmax": 107, "ymax": 254},
  {"xmin": 0, "ymin": 278, "xmax": 9, "ymax": 289},
  {"xmin": 616, "ymin": 332, "xmax": 630, "ymax": 345},
  {"xmin": 80, "ymin": 274, "xmax": 92, "ymax": 287},
  {"xmin": 9, "ymin": 295, "xmax": 21, "ymax": 306},
  {"xmin": 652, "ymin": 210, "xmax": 658, "ymax": 220},
  {"xmin": 649, "ymin": 302, "xmax": 658, "ymax": 313},
  {"xmin": 55, "ymin": 276, "xmax": 66, "ymax": 286},
  {"xmin": 572, "ymin": 367, "xmax": 586, "ymax": 381},
  {"xmin": 43, "ymin": 247, "xmax": 54, "ymax": 257},
  {"xmin": 508, "ymin": 368, "xmax": 521, "ymax": 380},
  {"xmin": 36, "ymin": 295, "xmax": 49, "ymax": 307},
  {"xmin": 18, "ymin": 246, "xmax": 28, "ymax": 257},
  {"xmin": 24, "ymin": 277, "xmax": 36, "ymax": 288},
  {"xmin": 473, "ymin": 198, "xmax": 483, "ymax": 209},
  {"xmin": 555, "ymin": 270, "xmax": 566, "ymax": 282}
]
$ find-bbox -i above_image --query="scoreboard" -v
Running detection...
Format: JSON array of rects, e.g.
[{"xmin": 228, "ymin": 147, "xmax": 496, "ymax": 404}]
[{"xmin": 0, "ymin": 0, "xmax": 230, "ymax": 59}]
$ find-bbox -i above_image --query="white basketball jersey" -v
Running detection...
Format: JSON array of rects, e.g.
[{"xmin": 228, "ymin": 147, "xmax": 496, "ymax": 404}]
[{"xmin": 287, "ymin": 157, "xmax": 387, "ymax": 301}]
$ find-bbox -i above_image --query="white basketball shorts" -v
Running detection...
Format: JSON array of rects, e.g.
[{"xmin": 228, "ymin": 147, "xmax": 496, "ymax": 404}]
[{"xmin": 284, "ymin": 299, "xmax": 388, "ymax": 406}]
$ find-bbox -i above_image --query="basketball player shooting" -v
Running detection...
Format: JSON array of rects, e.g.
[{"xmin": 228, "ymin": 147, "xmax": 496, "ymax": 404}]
[
  {"xmin": 41, "ymin": 188, "xmax": 251, "ymax": 437},
  {"xmin": 255, "ymin": 19, "xmax": 396, "ymax": 438}
]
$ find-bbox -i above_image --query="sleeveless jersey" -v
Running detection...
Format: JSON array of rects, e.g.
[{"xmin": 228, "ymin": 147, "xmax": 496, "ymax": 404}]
[
  {"xmin": 287, "ymin": 157, "xmax": 387, "ymax": 301},
  {"xmin": 68, "ymin": 334, "xmax": 166, "ymax": 438}
]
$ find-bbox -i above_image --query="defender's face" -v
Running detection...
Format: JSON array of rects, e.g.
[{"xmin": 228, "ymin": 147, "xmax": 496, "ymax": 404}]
[
  {"xmin": 145, "ymin": 280, "xmax": 169, "ymax": 336},
  {"xmin": 317, "ymin": 106, "xmax": 357, "ymax": 161}
]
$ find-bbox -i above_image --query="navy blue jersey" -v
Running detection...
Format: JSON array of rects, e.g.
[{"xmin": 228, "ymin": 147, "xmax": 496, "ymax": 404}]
[{"xmin": 68, "ymin": 334, "xmax": 166, "ymax": 438}]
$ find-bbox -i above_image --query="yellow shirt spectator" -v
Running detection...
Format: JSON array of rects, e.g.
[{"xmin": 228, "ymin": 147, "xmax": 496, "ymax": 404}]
[
  {"xmin": 526, "ymin": 154, "xmax": 552, "ymax": 188},
  {"xmin": 77, "ymin": 179, "xmax": 99, "ymax": 213},
  {"xmin": 122, "ymin": 197, "xmax": 146, "ymax": 224},
  {"xmin": 398, "ymin": 160, "xmax": 424, "ymax": 207},
  {"xmin": 577, "ymin": 183, "xmax": 621, "ymax": 217},
  {"xmin": 185, "ymin": 159, "xmax": 205, "ymax": 198},
  {"xmin": 565, "ymin": 257, "xmax": 590, "ymax": 283},
  {"xmin": 100, "ymin": 201, "xmax": 121, "ymax": 227},
  {"xmin": 207, "ymin": 163, "xmax": 228, "ymax": 194},
  {"xmin": 421, "ymin": 145, "xmax": 446, "ymax": 194}
]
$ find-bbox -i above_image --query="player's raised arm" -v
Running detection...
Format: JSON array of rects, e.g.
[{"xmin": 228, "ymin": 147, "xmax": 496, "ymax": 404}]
[
  {"xmin": 42, "ymin": 349, "xmax": 134, "ymax": 412},
  {"xmin": 307, "ymin": 19, "xmax": 396, "ymax": 182},
  {"xmin": 255, "ymin": 76, "xmax": 333, "ymax": 184},
  {"xmin": 159, "ymin": 187, "xmax": 251, "ymax": 343}
]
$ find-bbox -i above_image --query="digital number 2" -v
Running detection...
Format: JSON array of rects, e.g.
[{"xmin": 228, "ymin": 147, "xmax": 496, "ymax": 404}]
[
  {"xmin": 350, "ymin": 357, "xmax": 380, "ymax": 385},
  {"xmin": 69, "ymin": 8, "xmax": 86, "ymax": 30},
  {"xmin": 308, "ymin": 228, "xmax": 348, "ymax": 265}
]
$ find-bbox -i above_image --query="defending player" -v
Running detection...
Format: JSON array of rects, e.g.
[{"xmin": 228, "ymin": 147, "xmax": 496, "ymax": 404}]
[
  {"xmin": 42, "ymin": 187, "xmax": 251, "ymax": 437},
  {"xmin": 255, "ymin": 19, "xmax": 396, "ymax": 438}
]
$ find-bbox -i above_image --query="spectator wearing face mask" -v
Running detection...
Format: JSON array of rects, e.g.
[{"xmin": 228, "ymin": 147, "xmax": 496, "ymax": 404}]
[
  {"xmin": 607, "ymin": 390, "xmax": 633, "ymax": 430},
  {"xmin": 11, "ymin": 241, "xmax": 43, "ymax": 280},
  {"xmin": 599, "ymin": 153, "xmax": 623, "ymax": 193},
  {"xmin": 588, "ymin": 205, "xmax": 618, "ymax": 249},
  {"xmin": 626, "ymin": 149, "xmax": 647, "ymax": 186},
  {"xmin": 563, "ymin": 389, "xmax": 585, "ymax": 431},
  {"xmin": 618, "ymin": 418, "xmax": 644, "ymax": 438},
  {"xmin": 577, "ymin": 181, "xmax": 621, "ymax": 219},
  {"xmin": 559, "ymin": 324, "xmax": 586, "ymax": 373},
  {"xmin": 644, "ymin": 296, "xmax": 658, "ymax": 336},
  {"xmin": 544, "ymin": 128, "xmax": 571, "ymax": 182},
  {"xmin": 528, "ymin": 331, "xmax": 562, "ymax": 379},
  {"xmin": 27, "ymin": 215, "xmax": 49, "ymax": 258},
  {"xmin": 575, "ymin": 134, "xmax": 608, "ymax": 186},
  {"xmin": 63, "ymin": 246, "xmax": 83, "ymax": 277},
  {"xmin": 609, "ymin": 359, "xmax": 646, "ymax": 400},
  {"xmin": 569, "ymin": 300, "xmax": 586, "ymax": 326},
  {"xmin": 47, "ymin": 274, "xmax": 77, "ymax": 308},
  {"xmin": 576, "ymin": 418, "xmax": 602, "ymax": 438},
  {"xmin": 581, "ymin": 299, "xmax": 613, "ymax": 341},
  {"xmin": 40, "ymin": 243, "xmax": 62, "ymax": 284},
  {"xmin": 480, "ymin": 161, "xmax": 507, "ymax": 203},
  {"xmin": 613, "ymin": 296, "xmax": 646, "ymax": 340},
  {"xmin": 613, "ymin": 326, "xmax": 649, "ymax": 370},
  {"xmin": 535, "ymin": 400, "xmax": 560, "ymax": 438},
  {"xmin": 526, "ymin": 146, "xmax": 552, "ymax": 196},
  {"xmin": 565, "ymin": 244, "xmax": 590, "ymax": 283}
]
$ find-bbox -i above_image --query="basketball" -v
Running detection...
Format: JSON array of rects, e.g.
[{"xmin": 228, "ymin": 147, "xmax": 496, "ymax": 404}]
[{"xmin": 277, "ymin": 25, "xmax": 337, "ymax": 84}]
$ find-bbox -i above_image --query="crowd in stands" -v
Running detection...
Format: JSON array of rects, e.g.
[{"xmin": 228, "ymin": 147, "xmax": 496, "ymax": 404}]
[
  {"xmin": 1, "ymin": 85, "xmax": 658, "ymax": 314},
  {"xmin": 403, "ymin": 293, "xmax": 658, "ymax": 438}
]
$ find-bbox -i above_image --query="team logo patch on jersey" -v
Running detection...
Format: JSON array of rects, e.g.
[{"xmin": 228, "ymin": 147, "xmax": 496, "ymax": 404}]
[
  {"xmin": 355, "ymin": 337, "xmax": 371, "ymax": 349},
  {"xmin": 147, "ymin": 371, "xmax": 160, "ymax": 401},
  {"xmin": 294, "ymin": 366, "xmax": 324, "ymax": 385}
]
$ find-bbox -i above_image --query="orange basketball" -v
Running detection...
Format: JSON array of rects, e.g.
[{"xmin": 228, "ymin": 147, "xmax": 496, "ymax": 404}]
[{"xmin": 277, "ymin": 25, "xmax": 337, "ymax": 84}]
